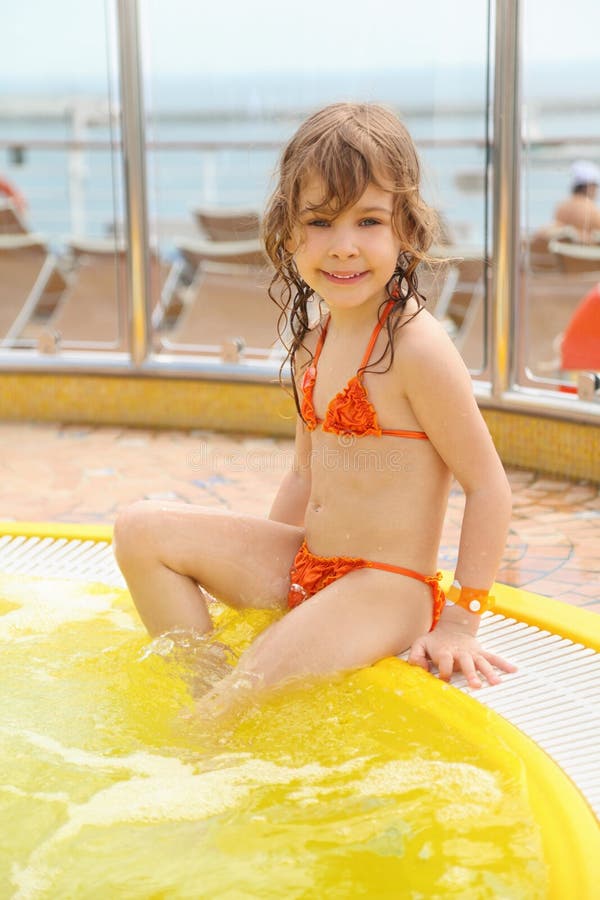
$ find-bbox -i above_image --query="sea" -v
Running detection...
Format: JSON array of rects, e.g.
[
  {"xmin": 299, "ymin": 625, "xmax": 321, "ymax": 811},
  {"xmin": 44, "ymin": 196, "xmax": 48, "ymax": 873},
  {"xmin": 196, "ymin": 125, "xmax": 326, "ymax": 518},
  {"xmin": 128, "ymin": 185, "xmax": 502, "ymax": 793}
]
[{"xmin": 1, "ymin": 63, "xmax": 599, "ymax": 249}]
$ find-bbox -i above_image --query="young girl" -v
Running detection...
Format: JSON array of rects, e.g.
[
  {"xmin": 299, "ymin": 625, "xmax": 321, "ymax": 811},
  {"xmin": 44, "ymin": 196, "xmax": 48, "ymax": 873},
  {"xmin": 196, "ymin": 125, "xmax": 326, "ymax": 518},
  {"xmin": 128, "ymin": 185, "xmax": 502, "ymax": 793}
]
[{"xmin": 114, "ymin": 102, "xmax": 515, "ymax": 703}]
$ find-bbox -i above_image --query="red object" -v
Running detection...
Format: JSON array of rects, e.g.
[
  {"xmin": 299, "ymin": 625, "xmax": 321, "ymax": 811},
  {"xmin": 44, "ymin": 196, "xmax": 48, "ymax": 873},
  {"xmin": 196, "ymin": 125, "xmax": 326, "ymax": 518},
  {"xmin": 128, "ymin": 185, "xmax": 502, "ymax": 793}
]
[
  {"xmin": 561, "ymin": 283, "xmax": 600, "ymax": 369},
  {"xmin": 0, "ymin": 176, "xmax": 27, "ymax": 214}
]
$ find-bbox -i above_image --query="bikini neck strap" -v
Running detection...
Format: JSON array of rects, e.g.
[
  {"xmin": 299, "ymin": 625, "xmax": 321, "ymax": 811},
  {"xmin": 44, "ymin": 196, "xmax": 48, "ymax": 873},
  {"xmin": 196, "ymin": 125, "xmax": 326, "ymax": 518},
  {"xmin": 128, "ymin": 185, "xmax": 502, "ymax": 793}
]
[
  {"xmin": 312, "ymin": 298, "xmax": 396, "ymax": 372},
  {"xmin": 358, "ymin": 299, "xmax": 396, "ymax": 374},
  {"xmin": 311, "ymin": 315, "xmax": 330, "ymax": 368}
]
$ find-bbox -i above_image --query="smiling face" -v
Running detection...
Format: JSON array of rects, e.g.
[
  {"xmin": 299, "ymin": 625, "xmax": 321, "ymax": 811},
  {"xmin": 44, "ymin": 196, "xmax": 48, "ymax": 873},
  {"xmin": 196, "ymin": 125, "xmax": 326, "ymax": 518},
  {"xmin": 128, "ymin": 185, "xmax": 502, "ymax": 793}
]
[{"xmin": 290, "ymin": 176, "xmax": 403, "ymax": 313}]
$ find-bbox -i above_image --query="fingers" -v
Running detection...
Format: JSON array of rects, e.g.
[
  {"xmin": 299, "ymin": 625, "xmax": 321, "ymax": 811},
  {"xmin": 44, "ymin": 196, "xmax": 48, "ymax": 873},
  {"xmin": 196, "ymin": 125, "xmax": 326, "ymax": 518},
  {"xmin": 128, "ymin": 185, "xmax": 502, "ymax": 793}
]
[
  {"xmin": 437, "ymin": 649, "xmax": 455, "ymax": 683},
  {"xmin": 407, "ymin": 639, "xmax": 431, "ymax": 672},
  {"xmin": 473, "ymin": 655, "xmax": 502, "ymax": 686},
  {"xmin": 458, "ymin": 652, "xmax": 483, "ymax": 689},
  {"xmin": 483, "ymin": 651, "xmax": 518, "ymax": 674},
  {"xmin": 408, "ymin": 638, "xmax": 517, "ymax": 689},
  {"xmin": 460, "ymin": 652, "xmax": 515, "ymax": 688},
  {"xmin": 443, "ymin": 650, "xmax": 513, "ymax": 688}
]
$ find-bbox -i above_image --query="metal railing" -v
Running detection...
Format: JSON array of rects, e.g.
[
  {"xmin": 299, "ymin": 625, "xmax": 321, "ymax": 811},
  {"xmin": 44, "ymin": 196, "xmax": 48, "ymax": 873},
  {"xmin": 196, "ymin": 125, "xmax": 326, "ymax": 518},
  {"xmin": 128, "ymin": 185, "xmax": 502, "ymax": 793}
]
[{"xmin": 0, "ymin": 0, "xmax": 598, "ymax": 421}]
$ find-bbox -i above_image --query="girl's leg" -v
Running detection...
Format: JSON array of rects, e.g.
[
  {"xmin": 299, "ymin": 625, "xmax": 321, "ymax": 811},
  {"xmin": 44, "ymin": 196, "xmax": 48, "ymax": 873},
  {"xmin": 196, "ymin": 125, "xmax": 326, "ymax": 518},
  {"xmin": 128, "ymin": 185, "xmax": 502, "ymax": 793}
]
[
  {"xmin": 113, "ymin": 501, "xmax": 303, "ymax": 636},
  {"xmin": 196, "ymin": 567, "xmax": 432, "ymax": 714}
]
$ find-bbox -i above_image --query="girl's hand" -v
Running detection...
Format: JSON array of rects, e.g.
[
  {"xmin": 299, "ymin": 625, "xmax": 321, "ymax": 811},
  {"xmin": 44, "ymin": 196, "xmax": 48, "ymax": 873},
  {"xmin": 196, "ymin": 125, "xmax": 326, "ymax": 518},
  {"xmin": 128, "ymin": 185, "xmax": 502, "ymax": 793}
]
[{"xmin": 408, "ymin": 626, "xmax": 517, "ymax": 689}]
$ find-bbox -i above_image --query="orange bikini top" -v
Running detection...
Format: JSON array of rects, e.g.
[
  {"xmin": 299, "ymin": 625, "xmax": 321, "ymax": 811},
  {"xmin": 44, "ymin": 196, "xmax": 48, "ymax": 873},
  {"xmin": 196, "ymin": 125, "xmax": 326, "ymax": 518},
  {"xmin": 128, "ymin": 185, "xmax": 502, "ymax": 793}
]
[{"xmin": 300, "ymin": 299, "xmax": 429, "ymax": 439}]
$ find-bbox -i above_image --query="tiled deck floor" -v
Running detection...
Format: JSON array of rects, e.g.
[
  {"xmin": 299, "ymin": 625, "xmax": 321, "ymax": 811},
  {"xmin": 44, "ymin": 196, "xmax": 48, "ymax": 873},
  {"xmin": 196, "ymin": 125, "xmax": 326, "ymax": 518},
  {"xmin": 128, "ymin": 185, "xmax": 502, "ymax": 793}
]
[{"xmin": 0, "ymin": 422, "xmax": 599, "ymax": 614}]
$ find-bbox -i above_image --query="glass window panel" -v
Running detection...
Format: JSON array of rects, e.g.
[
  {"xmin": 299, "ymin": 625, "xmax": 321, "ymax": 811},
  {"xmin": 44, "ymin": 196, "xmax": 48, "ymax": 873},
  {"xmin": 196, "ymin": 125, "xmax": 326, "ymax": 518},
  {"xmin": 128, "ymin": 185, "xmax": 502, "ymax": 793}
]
[
  {"xmin": 144, "ymin": 0, "xmax": 491, "ymax": 373},
  {"xmin": 0, "ymin": 0, "xmax": 127, "ymax": 351},
  {"xmin": 520, "ymin": 0, "xmax": 600, "ymax": 391}
]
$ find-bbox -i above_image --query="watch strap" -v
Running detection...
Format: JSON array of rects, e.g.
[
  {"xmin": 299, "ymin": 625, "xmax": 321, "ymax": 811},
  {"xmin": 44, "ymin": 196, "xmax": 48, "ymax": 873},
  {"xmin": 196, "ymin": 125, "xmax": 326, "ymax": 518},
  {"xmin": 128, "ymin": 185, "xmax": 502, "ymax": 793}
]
[{"xmin": 447, "ymin": 581, "xmax": 494, "ymax": 614}]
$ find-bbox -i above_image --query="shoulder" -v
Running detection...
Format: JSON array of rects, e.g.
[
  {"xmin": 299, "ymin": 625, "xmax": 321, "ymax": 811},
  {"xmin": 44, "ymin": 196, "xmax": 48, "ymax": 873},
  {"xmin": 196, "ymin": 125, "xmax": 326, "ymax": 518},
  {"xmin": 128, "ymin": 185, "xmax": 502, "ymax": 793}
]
[
  {"xmin": 395, "ymin": 306, "xmax": 461, "ymax": 365},
  {"xmin": 392, "ymin": 306, "xmax": 475, "ymax": 404},
  {"xmin": 391, "ymin": 307, "xmax": 498, "ymax": 485}
]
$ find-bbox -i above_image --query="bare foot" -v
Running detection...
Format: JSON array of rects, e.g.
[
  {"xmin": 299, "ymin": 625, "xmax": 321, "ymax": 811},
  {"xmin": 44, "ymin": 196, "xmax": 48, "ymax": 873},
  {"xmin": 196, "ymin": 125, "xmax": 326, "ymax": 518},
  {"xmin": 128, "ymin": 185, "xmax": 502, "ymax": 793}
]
[{"xmin": 191, "ymin": 670, "xmax": 265, "ymax": 721}]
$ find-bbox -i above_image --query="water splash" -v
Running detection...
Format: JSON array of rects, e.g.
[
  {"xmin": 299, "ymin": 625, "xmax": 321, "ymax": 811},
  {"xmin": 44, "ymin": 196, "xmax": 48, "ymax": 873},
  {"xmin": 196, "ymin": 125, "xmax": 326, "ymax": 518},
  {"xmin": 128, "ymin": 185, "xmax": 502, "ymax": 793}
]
[{"xmin": 138, "ymin": 626, "xmax": 236, "ymax": 698}]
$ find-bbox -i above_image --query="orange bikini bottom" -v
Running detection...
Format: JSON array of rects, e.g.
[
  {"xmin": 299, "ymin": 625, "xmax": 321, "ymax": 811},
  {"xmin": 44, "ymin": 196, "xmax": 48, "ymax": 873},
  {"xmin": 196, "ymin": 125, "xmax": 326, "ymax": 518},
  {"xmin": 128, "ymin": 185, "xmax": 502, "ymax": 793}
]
[{"xmin": 287, "ymin": 541, "xmax": 445, "ymax": 631}]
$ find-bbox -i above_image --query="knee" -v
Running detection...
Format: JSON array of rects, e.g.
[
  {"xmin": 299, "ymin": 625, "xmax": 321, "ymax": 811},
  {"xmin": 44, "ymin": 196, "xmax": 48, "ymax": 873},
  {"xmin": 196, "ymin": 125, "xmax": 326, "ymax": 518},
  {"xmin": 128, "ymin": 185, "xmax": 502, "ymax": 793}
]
[{"xmin": 113, "ymin": 500, "xmax": 163, "ymax": 570}]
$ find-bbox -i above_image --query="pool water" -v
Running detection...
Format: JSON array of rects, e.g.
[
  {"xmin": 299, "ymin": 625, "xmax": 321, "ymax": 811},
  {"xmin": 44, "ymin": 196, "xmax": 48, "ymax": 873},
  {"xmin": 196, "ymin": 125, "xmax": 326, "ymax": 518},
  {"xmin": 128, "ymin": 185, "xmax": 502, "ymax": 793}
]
[{"xmin": 0, "ymin": 573, "xmax": 547, "ymax": 899}]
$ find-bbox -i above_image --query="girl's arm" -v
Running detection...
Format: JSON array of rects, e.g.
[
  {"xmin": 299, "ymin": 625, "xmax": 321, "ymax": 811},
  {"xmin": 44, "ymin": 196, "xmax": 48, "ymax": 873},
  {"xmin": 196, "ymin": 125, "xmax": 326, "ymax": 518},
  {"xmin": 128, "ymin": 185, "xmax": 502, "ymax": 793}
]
[
  {"xmin": 269, "ymin": 417, "xmax": 312, "ymax": 527},
  {"xmin": 399, "ymin": 314, "xmax": 515, "ymax": 688}
]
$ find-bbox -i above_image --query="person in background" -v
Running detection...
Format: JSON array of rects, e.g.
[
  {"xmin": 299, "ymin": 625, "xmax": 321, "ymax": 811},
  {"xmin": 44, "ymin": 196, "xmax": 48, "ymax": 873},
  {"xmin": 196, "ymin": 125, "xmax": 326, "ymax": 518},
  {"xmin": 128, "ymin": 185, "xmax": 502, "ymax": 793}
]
[{"xmin": 553, "ymin": 160, "xmax": 600, "ymax": 241}]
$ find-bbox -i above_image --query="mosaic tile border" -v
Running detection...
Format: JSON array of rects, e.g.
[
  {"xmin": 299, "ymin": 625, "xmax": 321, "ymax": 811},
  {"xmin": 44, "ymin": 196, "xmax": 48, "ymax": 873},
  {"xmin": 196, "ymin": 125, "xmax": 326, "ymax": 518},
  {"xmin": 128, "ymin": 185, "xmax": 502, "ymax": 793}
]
[
  {"xmin": 1, "ymin": 373, "xmax": 599, "ymax": 482},
  {"xmin": 484, "ymin": 409, "xmax": 600, "ymax": 483},
  {"xmin": 0, "ymin": 373, "xmax": 295, "ymax": 436}
]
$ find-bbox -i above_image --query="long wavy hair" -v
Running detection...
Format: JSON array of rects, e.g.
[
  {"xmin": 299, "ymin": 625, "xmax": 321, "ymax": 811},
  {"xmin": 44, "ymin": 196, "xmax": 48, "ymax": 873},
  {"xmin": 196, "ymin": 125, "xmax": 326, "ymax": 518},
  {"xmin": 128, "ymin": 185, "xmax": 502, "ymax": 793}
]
[{"xmin": 262, "ymin": 102, "xmax": 440, "ymax": 417}]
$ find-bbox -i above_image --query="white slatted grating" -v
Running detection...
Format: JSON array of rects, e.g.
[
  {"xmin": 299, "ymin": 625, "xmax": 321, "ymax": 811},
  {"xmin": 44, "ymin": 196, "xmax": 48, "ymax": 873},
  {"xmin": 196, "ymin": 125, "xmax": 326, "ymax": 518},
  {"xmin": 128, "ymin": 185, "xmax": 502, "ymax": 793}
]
[
  {"xmin": 1, "ymin": 534, "xmax": 598, "ymax": 820},
  {"xmin": 0, "ymin": 533, "xmax": 126, "ymax": 587}
]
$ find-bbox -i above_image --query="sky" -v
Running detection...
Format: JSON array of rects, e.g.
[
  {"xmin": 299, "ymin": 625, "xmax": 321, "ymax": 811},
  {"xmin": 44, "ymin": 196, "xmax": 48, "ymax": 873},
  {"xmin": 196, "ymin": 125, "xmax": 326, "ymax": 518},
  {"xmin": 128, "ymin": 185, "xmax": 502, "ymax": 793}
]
[{"xmin": 2, "ymin": 0, "xmax": 599, "ymax": 83}]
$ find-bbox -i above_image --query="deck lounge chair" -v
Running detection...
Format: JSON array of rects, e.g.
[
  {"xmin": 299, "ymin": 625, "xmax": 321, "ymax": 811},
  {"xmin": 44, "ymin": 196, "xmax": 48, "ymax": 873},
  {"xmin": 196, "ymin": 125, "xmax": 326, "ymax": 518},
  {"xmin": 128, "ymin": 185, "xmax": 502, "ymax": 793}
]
[
  {"xmin": 191, "ymin": 207, "xmax": 261, "ymax": 242},
  {"xmin": 549, "ymin": 240, "xmax": 600, "ymax": 274},
  {"xmin": 46, "ymin": 239, "xmax": 129, "ymax": 348},
  {"xmin": 42, "ymin": 239, "xmax": 167, "ymax": 350},
  {"xmin": 430, "ymin": 250, "xmax": 487, "ymax": 369},
  {"xmin": 524, "ymin": 226, "xmax": 579, "ymax": 273},
  {"xmin": 0, "ymin": 234, "xmax": 67, "ymax": 347},
  {"xmin": 175, "ymin": 237, "xmax": 267, "ymax": 273},
  {"xmin": 162, "ymin": 237, "xmax": 280, "ymax": 358},
  {"xmin": 0, "ymin": 199, "xmax": 29, "ymax": 235}
]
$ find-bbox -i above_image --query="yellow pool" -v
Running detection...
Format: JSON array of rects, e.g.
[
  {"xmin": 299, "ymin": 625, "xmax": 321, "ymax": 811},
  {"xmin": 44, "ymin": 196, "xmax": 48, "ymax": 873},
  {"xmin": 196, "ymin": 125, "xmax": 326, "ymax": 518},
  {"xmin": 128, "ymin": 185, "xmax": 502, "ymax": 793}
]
[{"xmin": 1, "ymin": 565, "xmax": 599, "ymax": 899}]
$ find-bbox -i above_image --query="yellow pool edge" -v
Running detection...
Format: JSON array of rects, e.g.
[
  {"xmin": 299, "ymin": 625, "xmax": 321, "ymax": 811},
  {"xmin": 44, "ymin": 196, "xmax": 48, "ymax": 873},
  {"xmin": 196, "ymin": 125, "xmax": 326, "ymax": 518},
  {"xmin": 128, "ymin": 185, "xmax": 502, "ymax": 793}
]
[
  {"xmin": 492, "ymin": 579, "xmax": 600, "ymax": 653},
  {"xmin": 1, "ymin": 519, "xmax": 599, "ymax": 896},
  {"xmin": 0, "ymin": 521, "xmax": 114, "ymax": 542},
  {"xmin": 366, "ymin": 659, "xmax": 600, "ymax": 899}
]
